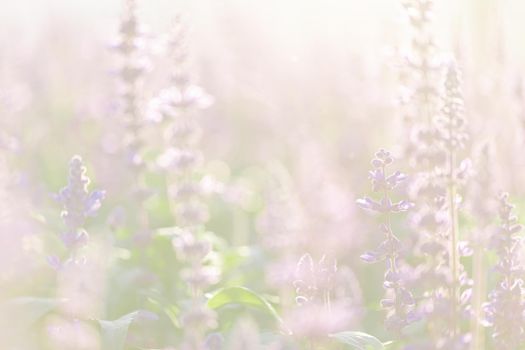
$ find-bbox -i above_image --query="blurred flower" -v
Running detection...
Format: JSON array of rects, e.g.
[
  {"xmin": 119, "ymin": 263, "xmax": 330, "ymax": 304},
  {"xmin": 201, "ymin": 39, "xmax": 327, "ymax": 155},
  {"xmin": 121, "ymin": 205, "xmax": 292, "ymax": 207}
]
[
  {"xmin": 287, "ymin": 251, "xmax": 362, "ymax": 346},
  {"xmin": 293, "ymin": 253, "xmax": 337, "ymax": 305},
  {"xmin": 484, "ymin": 192, "xmax": 525, "ymax": 350},
  {"xmin": 113, "ymin": 0, "xmax": 150, "ymax": 166},
  {"xmin": 173, "ymin": 230, "xmax": 212, "ymax": 262},
  {"xmin": 436, "ymin": 62, "xmax": 468, "ymax": 152},
  {"xmin": 154, "ymin": 14, "xmax": 220, "ymax": 349}
]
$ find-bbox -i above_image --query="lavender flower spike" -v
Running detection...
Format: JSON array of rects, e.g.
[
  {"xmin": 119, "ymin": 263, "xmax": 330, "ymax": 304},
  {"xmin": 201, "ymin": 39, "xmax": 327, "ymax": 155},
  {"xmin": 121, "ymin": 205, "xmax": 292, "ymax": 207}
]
[
  {"xmin": 357, "ymin": 149, "xmax": 417, "ymax": 334},
  {"xmin": 484, "ymin": 192, "xmax": 525, "ymax": 350},
  {"xmin": 57, "ymin": 156, "xmax": 105, "ymax": 249}
]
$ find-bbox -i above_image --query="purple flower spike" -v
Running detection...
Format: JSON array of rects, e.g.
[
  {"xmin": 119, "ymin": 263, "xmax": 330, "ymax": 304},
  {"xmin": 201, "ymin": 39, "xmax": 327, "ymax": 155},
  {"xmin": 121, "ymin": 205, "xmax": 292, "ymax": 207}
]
[
  {"xmin": 56, "ymin": 156, "xmax": 104, "ymax": 251},
  {"xmin": 484, "ymin": 193, "xmax": 525, "ymax": 349},
  {"xmin": 357, "ymin": 149, "xmax": 417, "ymax": 334}
]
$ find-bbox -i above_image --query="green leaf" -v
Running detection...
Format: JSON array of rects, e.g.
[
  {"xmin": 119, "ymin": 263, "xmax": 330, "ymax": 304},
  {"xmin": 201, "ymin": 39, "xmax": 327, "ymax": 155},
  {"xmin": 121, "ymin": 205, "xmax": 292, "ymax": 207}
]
[
  {"xmin": 207, "ymin": 286, "xmax": 284, "ymax": 326},
  {"xmin": 329, "ymin": 331, "xmax": 385, "ymax": 350},
  {"xmin": 163, "ymin": 304, "xmax": 180, "ymax": 329},
  {"xmin": 98, "ymin": 311, "xmax": 153, "ymax": 350},
  {"xmin": 0, "ymin": 297, "xmax": 59, "ymax": 332},
  {"xmin": 382, "ymin": 340, "xmax": 395, "ymax": 348}
]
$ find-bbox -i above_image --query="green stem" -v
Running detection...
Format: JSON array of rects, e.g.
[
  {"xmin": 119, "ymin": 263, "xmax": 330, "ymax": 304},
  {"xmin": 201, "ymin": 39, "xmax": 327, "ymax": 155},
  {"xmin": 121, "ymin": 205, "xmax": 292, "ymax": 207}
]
[
  {"xmin": 448, "ymin": 150, "xmax": 460, "ymax": 336},
  {"xmin": 471, "ymin": 243, "xmax": 486, "ymax": 350},
  {"xmin": 382, "ymin": 168, "xmax": 403, "ymax": 324}
]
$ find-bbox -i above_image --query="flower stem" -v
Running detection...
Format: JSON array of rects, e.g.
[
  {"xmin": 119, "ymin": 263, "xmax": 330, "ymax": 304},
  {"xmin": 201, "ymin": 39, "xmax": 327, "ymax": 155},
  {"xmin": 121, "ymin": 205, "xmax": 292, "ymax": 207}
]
[
  {"xmin": 448, "ymin": 150, "xmax": 460, "ymax": 336},
  {"xmin": 470, "ymin": 243, "xmax": 485, "ymax": 350}
]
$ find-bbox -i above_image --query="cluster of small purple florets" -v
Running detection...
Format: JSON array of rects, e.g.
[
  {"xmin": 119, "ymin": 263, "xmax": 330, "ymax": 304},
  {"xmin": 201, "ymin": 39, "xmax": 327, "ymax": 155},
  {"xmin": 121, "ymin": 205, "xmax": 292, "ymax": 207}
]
[
  {"xmin": 56, "ymin": 156, "xmax": 105, "ymax": 250},
  {"xmin": 484, "ymin": 193, "xmax": 525, "ymax": 350},
  {"xmin": 358, "ymin": 149, "xmax": 418, "ymax": 333}
]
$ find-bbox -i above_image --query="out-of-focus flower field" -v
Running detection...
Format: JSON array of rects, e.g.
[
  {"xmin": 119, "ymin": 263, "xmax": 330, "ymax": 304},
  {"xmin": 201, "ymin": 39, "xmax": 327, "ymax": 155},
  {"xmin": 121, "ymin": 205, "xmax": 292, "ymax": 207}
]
[{"xmin": 2, "ymin": 0, "xmax": 525, "ymax": 349}]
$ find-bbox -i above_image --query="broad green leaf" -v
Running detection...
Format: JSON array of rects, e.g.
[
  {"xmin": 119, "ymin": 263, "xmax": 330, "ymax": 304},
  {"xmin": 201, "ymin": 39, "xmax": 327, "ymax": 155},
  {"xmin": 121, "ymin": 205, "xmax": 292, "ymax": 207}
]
[
  {"xmin": 98, "ymin": 310, "xmax": 155, "ymax": 350},
  {"xmin": 207, "ymin": 286, "xmax": 283, "ymax": 325},
  {"xmin": 329, "ymin": 331, "xmax": 384, "ymax": 350}
]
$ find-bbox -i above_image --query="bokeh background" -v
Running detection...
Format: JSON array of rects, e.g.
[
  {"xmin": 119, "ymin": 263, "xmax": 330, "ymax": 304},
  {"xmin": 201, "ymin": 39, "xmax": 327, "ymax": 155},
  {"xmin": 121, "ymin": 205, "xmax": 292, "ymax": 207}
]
[{"xmin": 1, "ymin": 0, "xmax": 525, "ymax": 349}]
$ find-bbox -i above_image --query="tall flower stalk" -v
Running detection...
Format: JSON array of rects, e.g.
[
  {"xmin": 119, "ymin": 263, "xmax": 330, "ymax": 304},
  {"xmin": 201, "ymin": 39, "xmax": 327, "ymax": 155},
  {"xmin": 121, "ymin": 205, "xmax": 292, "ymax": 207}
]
[
  {"xmin": 435, "ymin": 62, "xmax": 469, "ymax": 338},
  {"xmin": 357, "ymin": 149, "xmax": 417, "ymax": 334},
  {"xmin": 484, "ymin": 193, "xmax": 525, "ymax": 349},
  {"xmin": 156, "ymin": 16, "xmax": 216, "ymax": 349},
  {"xmin": 401, "ymin": 0, "xmax": 446, "ymax": 270},
  {"xmin": 115, "ymin": 0, "xmax": 148, "ymax": 167},
  {"xmin": 400, "ymin": 0, "xmax": 442, "ymax": 164},
  {"xmin": 400, "ymin": 3, "xmax": 451, "ymax": 342},
  {"xmin": 468, "ymin": 144, "xmax": 496, "ymax": 350},
  {"xmin": 112, "ymin": 0, "xmax": 151, "ymax": 235},
  {"xmin": 48, "ymin": 156, "xmax": 105, "ymax": 348}
]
